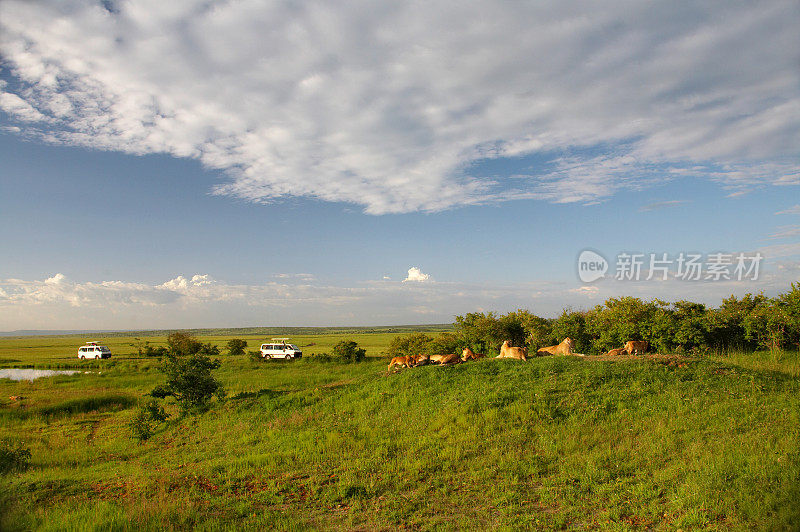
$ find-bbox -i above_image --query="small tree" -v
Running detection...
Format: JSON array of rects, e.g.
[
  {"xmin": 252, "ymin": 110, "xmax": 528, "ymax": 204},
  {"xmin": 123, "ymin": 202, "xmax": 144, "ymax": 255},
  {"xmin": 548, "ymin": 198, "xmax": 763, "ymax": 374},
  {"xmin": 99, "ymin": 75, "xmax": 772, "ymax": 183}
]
[
  {"xmin": 226, "ymin": 339, "xmax": 248, "ymax": 357},
  {"xmin": 151, "ymin": 347, "xmax": 225, "ymax": 415},
  {"xmin": 333, "ymin": 340, "xmax": 366, "ymax": 363},
  {"xmin": 166, "ymin": 332, "xmax": 203, "ymax": 356}
]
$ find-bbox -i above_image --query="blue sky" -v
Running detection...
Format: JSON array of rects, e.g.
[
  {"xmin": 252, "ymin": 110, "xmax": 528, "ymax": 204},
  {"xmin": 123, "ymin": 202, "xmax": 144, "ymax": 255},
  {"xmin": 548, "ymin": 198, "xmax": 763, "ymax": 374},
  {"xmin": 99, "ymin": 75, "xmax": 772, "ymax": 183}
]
[{"xmin": 0, "ymin": 0, "xmax": 798, "ymax": 330}]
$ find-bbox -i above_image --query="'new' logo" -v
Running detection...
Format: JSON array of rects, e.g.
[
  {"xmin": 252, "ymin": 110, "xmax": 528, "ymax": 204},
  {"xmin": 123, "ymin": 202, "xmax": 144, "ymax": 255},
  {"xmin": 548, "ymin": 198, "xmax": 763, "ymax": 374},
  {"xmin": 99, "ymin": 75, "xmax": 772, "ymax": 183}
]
[{"xmin": 577, "ymin": 250, "xmax": 608, "ymax": 283}]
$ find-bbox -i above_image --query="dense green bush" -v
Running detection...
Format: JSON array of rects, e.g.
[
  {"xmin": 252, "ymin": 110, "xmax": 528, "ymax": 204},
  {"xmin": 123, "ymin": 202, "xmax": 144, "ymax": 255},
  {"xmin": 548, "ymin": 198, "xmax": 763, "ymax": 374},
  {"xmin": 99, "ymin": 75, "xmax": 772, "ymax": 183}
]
[
  {"xmin": 332, "ymin": 341, "xmax": 366, "ymax": 363},
  {"xmin": 454, "ymin": 311, "xmax": 527, "ymax": 355},
  {"xmin": 0, "ymin": 440, "xmax": 31, "ymax": 474},
  {"xmin": 151, "ymin": 347, "xmax": 226, "ymax": 415},
  {"xmin": 166, "ymin": 332, "xmax": 203, "ymax": 356},
  {"xmin": 387, "ymin": 333, "xmax": 433, "ymax": 357},
  {"xmin": 226, "ymin": 339, "xmax": 248, "ymax": 357},
  {"xmin": 143, "ymin": 345, "xmax": 169, "ymax": 357}
]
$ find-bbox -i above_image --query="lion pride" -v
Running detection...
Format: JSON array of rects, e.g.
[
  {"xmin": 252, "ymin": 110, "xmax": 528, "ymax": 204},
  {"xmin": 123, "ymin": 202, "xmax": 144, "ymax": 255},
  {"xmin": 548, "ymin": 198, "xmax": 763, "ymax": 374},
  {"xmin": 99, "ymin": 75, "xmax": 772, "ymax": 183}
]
[
  {"xmin": 624, "ymin": 341, "xmax": 648, "ymax": 355},
  {"xmin": 496, "ymin": 340, "xmax": 527, "ymax": 362},
  {"xmin": 537, "ymin": 337, "xmax": 575, "ymax": 356}
]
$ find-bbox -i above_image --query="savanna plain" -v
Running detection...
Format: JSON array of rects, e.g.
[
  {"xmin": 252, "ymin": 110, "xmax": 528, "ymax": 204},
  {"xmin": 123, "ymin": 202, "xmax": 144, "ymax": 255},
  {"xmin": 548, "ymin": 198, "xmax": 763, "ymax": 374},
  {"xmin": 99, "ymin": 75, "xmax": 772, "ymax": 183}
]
[{"xmin": 0, "ymin": 328, "xmax": 798, "ymax": 531}]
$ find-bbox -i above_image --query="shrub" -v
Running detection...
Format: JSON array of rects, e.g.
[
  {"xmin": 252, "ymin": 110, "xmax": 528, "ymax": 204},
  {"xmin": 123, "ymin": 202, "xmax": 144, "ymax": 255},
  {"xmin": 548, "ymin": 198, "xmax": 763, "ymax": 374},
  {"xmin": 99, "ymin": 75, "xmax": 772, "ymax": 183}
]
[
  {"xmin": 523, "ymin": 314, "xmax": 556, "ymax": 351},
  {"xmin": 0, "ymin": 440, "xmax": 31, "ymax": 474},
  {"xmin": 226, "ymin": 339, "xmax": 248, "ymax": 357},
  {"xmin": 552, "ymin": 309, "xmax": 593, "ymax": 353},
  {"xmin": 302, "ymin": 352, "xmax": 333, "ymax": 363},
  {"xmin": 166, "ymin": 332, "xmax": 203, "ymax": 356},
  {"xmin": 144, "ymin": 345, "xmax": 169, "ymax": 357},
  {"xmin": 454, "ymin": 311, "xmax": 528, "ymax": 354},
  {"xmin": 427, "ymin": 333, "xmax": 462, "ymax": 357},
  {"xmin": 387, "ymin": 333, "xmax": 433, "ymax": 357},
  {"xmin": 129, "ymin": 400, "xmax": 170, "ymax": 442},
  {"xmin": 248, "ymin": 350, "xmax": 263, "ymax": 363},
  {"xmin": 332, "ymin": 341, "xmax": 366, "ymax": 363},
  {"xmin": 151, "ymin": 348, "xmax": 226, "ymax": 415}
]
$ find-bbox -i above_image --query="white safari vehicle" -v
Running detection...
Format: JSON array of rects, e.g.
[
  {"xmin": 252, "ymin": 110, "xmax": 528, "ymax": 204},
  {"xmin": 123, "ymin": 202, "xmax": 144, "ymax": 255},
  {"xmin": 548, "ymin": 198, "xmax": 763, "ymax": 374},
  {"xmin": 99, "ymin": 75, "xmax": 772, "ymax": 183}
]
[
  {"xmin": 78, "ymin": 342, "xmax": 111, "ymax": 360},
  {"xmin": 260, "ymin": 338, "xmax": 302, "ymax": 359}
]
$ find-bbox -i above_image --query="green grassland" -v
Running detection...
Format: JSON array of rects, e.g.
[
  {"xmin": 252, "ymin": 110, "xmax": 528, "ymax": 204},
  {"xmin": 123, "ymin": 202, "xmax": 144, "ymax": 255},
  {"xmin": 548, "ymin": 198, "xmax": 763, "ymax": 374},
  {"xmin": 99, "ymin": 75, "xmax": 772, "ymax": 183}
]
[{"xmin": 1, "ymin": 331, "xmax": 799, "ymax": 530}]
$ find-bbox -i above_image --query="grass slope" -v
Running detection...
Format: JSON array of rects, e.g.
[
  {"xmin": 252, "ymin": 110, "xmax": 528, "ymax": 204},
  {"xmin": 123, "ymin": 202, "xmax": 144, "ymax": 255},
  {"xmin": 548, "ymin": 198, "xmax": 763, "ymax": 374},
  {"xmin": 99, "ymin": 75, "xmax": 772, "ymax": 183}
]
[{"xmin": 0, "ymin": 334, "xmax": 798, "ymax": 530}]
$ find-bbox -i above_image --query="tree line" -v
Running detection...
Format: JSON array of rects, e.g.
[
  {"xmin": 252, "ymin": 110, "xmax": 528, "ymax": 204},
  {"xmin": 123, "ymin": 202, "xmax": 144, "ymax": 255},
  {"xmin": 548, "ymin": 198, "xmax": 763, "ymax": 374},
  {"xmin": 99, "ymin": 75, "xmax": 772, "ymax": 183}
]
[{"xmin": 390, "ymin": 283, "xmax": 800, "ymax": 357}]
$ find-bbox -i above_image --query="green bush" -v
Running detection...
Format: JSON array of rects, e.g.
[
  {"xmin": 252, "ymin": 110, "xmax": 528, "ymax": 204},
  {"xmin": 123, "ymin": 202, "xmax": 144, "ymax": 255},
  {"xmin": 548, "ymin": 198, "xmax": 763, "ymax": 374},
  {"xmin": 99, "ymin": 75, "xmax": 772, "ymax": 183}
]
[
  {"xmin": 151, "ymin": 347, "xmax": 226, "ymax": 415},
  {"xmin": 427, "ymin": 332, "xmax": 462, "ymax": 357},
  {"xmin": 143, "ymin": 345, "xmax": 169, "ymax": 357},
  {"xmin": 0, "ymin": 440, "xmax": 31, "ymax": 474},
  {"xmin": 302, "ymin": 352, "xmax": 333, "ymax": 363},
  {"xmin": 387, "ymin": 333, "xmax": 433, "ymax": 357},
  {"xmin": 226, "ymin": 339, "xmax": 248, "ymax": 357},
  {"xmin": 129, "ymin": 400, "xmax": 170, "ymax": 442},
  {"xmin": 332, "ymin": 341, "xmax": 366, "ymax": 363},
  {"xmin": 454, "ymin": 311, "xmax": 528, "ymax": 354},
  {"xmin": 166, "ymin": 332, "xmax": 203, "ymax": 356},
  {"xmin": 248, "ymin": 350, "xmax": 263, "ymax": 363}
]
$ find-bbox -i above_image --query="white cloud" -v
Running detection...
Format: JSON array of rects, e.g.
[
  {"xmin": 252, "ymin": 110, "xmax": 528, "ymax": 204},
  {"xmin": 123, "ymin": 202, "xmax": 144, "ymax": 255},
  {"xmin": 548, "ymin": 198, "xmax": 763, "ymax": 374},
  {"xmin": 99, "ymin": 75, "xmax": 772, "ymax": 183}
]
[
  {"xmin": 776, "ymin": 205, "xmax": 800, "ymax": 215},
  {"xmin": 0, "ymin": 0, "xmax": 797, "ymax": 213},
  {"xmin": 569, "ymin": 286, "xmax": 600, "ymax": 297},
  {"xmin": 403, "ymin": 267, "xmax": 430, "ymax": 283},
  {"xmin": 768, "ymin": 225, "xmax": 800, "ymax": 239},
  {"xmin": 272, "ymin": 273, "xmax": 316, "ymax": 281}
]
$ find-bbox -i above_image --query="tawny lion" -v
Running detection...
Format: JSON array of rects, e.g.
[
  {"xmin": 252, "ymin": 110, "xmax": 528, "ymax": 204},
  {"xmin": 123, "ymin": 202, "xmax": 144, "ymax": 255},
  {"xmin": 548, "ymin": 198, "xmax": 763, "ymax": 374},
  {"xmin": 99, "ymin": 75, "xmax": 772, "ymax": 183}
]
[
  {"xmin": 606, "ymin": 347, "xmax": 626, "ymax": 356},
  {"xmin": 388, "ymin": 354, "xmax": 419, "ymax": 371},
  {"xmin": 537, "ymin": 338, "xmax": 575, "ymax": 356},
  {"xmin": 414, "ymin": 353, "xmax": 430, "ymax": 366},
  {"xmin": 461, "ymin": 347, "xmax": 485, "ymax": 361},
  {"xmin": 496, "ymin": 340, "xmax": 527, "ymax": 362},
  {"xmin": 437, "ymin": 352, "xmax": 462, "ymax": 365},
  {"xmin": 624, "ymin": 341, "xmax": 648, "ymax": 355}
]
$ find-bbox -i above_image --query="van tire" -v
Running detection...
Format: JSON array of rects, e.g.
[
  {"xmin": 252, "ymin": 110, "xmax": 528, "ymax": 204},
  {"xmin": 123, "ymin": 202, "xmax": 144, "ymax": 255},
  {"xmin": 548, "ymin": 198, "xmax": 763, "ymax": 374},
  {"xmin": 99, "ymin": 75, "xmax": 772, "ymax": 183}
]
[{"xmin": 80, "ymin": 355, "xmax": 85, "ymax": 360}]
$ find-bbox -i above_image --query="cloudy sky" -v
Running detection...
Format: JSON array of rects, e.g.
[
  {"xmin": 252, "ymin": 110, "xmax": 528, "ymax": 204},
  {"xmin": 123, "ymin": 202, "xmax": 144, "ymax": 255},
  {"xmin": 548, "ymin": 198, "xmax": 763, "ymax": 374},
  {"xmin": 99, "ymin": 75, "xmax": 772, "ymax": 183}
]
[{"xmin": 0, "ymin": 0, "xmax": 798, "ymax": 330}]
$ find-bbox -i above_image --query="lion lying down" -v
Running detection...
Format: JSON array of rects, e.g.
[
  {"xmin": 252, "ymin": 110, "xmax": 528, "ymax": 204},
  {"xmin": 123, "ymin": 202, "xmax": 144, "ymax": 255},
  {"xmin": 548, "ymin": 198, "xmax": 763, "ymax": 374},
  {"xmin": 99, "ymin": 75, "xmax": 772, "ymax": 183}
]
[
  {"xmin": 496, "ymin": 340, "xmax": 527, "ymax": 362},
  {"xmin": 537, "ymin": 337, "xmax": 584, "ymax": 357},
  {"xmin": 437, "ymin": 352, "xmax": 462, "ymax": 365},
  {"xmin": 461, "ymin": 347, "xmax": 485, "ymax": 361}
]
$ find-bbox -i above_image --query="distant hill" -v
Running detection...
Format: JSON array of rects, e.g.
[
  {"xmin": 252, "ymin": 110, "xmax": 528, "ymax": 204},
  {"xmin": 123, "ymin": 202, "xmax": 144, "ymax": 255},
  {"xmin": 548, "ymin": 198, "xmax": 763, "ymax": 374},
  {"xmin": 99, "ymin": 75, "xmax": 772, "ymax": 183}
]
[{"xmin": 0, "ymin": 324, "xmax": 454, "ymax": 338}]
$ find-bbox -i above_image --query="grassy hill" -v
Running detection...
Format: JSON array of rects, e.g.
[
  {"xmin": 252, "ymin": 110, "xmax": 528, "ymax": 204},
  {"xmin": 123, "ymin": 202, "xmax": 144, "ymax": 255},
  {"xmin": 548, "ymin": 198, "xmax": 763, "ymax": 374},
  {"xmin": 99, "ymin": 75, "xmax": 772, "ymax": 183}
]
[{"xmin": 0, "ymin": 333, "xmax": 798, "ymax": 530}]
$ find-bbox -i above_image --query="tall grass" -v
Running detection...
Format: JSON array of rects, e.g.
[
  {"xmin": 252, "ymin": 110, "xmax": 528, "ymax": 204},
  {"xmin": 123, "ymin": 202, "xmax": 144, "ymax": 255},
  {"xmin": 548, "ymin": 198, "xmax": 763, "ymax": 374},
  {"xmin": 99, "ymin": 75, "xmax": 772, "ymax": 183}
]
[{"xmin": 709, "ymin": 347, "xmax": 800, "ymax": 377}]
